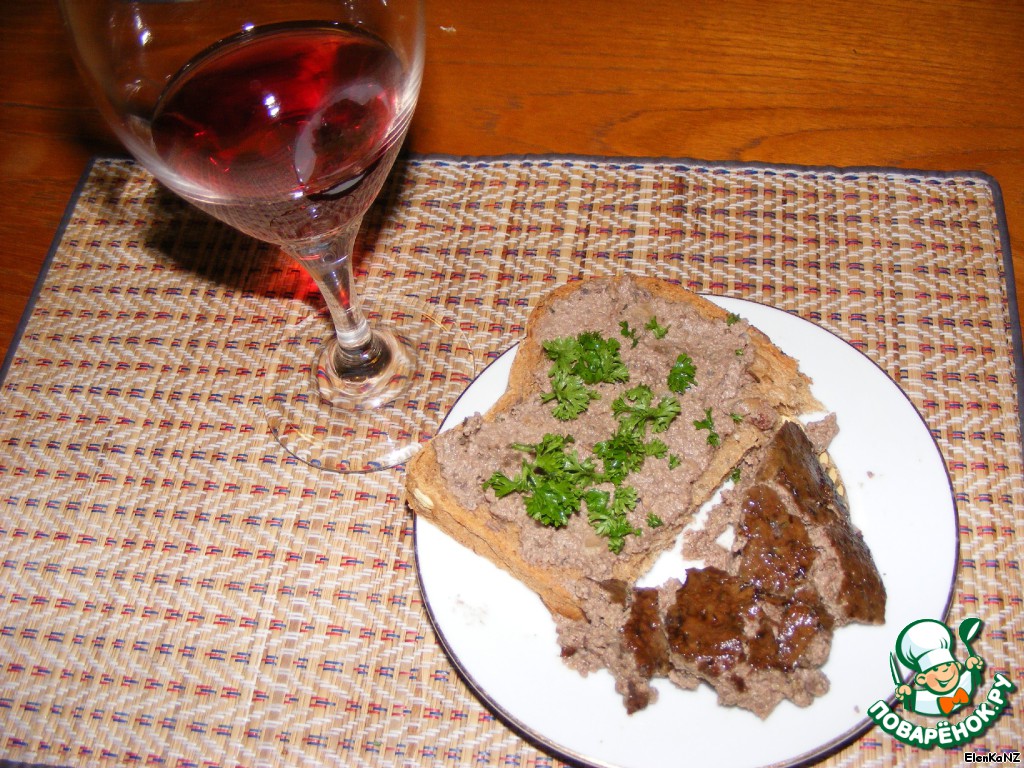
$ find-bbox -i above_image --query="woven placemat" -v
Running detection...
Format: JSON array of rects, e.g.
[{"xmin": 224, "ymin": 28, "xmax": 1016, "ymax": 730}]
[{"xmin": 1, "ymin": 156, "xmax": 1021, "ymax": 767}]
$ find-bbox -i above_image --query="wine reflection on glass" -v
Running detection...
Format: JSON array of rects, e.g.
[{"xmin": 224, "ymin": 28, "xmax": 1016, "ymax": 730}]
[{"xmin": 60, "ymin": 0, "xmax": 475, "ymax": 471}]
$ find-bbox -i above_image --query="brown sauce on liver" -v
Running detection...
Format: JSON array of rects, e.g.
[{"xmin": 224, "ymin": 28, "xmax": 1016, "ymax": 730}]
[
  {"xmin": 663, "ymin": 567, "xmax": 752, "ymax": 677},
  {"xmin": 622, "ymin": 587, "xmax": 670, "ymax": 679},
  {"xmin": 620, "ymin": 421, "xmax": 881, "ymax": 712}
]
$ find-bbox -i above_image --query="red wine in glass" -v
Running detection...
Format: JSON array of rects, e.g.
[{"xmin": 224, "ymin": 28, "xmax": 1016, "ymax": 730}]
[{"xmin": 151, "ymin": 22, "xmax": 407, "ymax": 246}]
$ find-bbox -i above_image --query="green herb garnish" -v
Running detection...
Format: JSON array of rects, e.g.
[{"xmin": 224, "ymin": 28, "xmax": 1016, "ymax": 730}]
[
  {"xmin": 483, "ymin": 434, "xmax": 598, "ymax": 528},
  {"xmin": 541, "ymin": 332, "xmax": 629, "ymax": 420},
  {"xmin": 585, "ymin": 486, "xmax": 641, "ymax": 554},
  {"xmin": 482, "ymin": 433, "xmax": 644, "ymax": 554},
  {"xmin": 645, "ymin": 316, "xmax": 670, "ymax": 339},
  {"xmin": 619, "ymin": 320, "xmax": 640, "ymax": 348},
  {"xmin": 667, "ymin": 352, "xmax": 697, "ymax": 394},
  {"xmin": 611, "ymin": 385, "xmax": 681, "ymax": 435},
  {"xmin": 694, "ymin": 407, "xmax": 721, "ymax": 447},
  {"xmin": 545, "ymin": 332, "xmax": 629, "ymax": 385},
  {"xmin": 540, "ymin": 371, "xmax": 600, "ymax": 421},
  {"xmin": 594, "ymin": 425, "xmax": 668, "ymax": 485}
]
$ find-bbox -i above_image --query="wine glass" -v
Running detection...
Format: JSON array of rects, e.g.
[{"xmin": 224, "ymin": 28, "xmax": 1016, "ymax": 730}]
[{"xmin": 60, "ymin": 0, "xmax": 475, "ymax": 471}]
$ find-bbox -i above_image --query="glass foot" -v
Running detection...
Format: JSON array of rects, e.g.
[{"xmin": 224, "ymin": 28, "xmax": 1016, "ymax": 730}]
[{"xmin": 262, "ymin": 295, "xmax": 477, "ymax": 472}]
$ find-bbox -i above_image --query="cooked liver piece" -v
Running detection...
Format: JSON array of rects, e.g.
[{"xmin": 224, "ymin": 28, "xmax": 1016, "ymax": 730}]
[
  {"xmin": 737, "ymin": 483, "xmax": 816, "ymax": 593},
  {"xmin": 623, "ymin": 587, "xmax": 671, "ymax": 679},
  {"xmin": 621, "ymin": 586, "xmax": 671, "ymax": 713},
  {"xmin": 604, "ymin": 420, "xmax": 885, "ymax": 717},
  {"xmin": 664, "ymin": 567, "xmax": 753, "ymax": 678},
  {"xmin": 758, "ymin": 421, "xmax": 886, "ymax": 625}
]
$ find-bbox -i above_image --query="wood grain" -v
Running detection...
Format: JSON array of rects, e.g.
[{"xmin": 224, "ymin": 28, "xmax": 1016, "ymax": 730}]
[{"xmin": 2, "ymin": 0, "xmax": 1022, "ymax": 363}]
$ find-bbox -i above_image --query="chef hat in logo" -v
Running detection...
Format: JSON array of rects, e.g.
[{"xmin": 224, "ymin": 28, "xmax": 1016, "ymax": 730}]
[{"xmin": 896, "ymin": 619, "xmax": 956, "ymax": 673}]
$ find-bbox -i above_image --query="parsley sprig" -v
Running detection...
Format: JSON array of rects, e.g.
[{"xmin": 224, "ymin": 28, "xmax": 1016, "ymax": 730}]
[
  {"xmin": 540, "ymin": 332, "xmax": 629, "ymax": 420},
  {"xmin": 645, "ymin": 316, "xmax": 670, "ymax": 338},
  {"xmin": 482, "ymin": 433, "xmax": 643, "ymax": 553},
  {"xmin": 667, "ymin": 352, "xmax": 697, "ymax": 394},
  {"xmin": 483, "ymin": 434, "xmax": 598, "ymax": 528},
  {"xmin": 610, "ymin": 384, "xmax": 680, "ymax": 436},
  {"xmin": 584, "ymin": 486, "xmax": 640, "ymax": 553},
  {"xmin": 693, "ymin": 407, "xmax": 721, "ymax": 447},
  {"xmin": 619, "ymin": 320, "xmax": 640, "ymax": 348}
]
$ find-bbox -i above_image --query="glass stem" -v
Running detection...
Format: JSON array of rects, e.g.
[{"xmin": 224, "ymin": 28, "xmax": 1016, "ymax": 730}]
[{"xmin": 290, "ymin": 218, "xmax": 390, "ymax": 379}]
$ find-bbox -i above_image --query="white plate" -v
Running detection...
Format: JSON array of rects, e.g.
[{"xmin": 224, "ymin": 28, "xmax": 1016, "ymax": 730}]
[{"xmin": 414, "ymin": 296, "xmax": 958, "ymax": 768}]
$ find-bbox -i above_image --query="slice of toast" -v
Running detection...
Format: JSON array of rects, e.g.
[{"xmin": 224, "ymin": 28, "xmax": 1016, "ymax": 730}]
[{"xmin": 406, "ymin": 276, "xmax": 824, "ymax": 622}]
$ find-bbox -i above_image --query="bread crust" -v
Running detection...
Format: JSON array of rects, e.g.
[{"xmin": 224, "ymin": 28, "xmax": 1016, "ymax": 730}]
[{"xmin": 406, "ymin": 276, "xmax": 823, "ymax": 622}]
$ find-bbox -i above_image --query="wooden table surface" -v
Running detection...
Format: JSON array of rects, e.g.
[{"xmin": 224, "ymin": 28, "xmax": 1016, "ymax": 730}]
[{"xmin": 2, "ymin": 1, "xmax": 1023, "ymax": 365}]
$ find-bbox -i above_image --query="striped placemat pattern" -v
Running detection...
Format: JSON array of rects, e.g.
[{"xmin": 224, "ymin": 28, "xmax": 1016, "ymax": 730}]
[{"xmin": 0, "ymin": 156, "xmax": 1020, "ymax": 766}]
